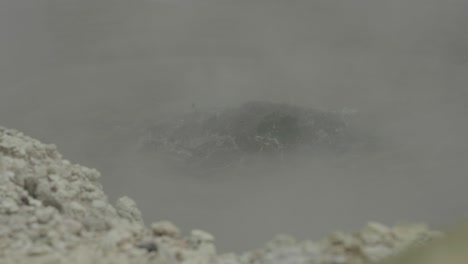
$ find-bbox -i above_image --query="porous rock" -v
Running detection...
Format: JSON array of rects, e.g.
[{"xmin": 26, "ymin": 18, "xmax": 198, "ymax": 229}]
[{"xmin": 0, "ymin": 126, "xmax": 450, "ymax": 263}]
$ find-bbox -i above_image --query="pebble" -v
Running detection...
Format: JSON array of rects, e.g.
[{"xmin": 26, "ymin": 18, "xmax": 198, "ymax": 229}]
[
  {"xmin": 136, "ymin": 241, "xmax": 158, "ymax": 252},
  {"xmin": 191, "ymin": 229, "xmax": 215, "ymax": 243},
  {"xmin": 151, "ymin": 221, "xmax": 181, "ymax": 238}
]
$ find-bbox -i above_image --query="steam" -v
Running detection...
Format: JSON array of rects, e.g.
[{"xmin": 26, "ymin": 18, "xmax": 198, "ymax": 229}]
[{"xmin": 0, "ymin": 0, "xmax": 467, "ymax": 252}]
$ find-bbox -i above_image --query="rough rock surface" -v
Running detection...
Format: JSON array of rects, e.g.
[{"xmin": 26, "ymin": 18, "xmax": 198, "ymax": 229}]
[{"xmin": 0, "ymin": 126, "xmax": 452, "ymax": 263}]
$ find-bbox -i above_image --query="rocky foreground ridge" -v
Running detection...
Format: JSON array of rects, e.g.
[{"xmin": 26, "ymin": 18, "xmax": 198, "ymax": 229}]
[{"xmin": 0, "ymin": 126, "xmax": 463, "ymax": 264}]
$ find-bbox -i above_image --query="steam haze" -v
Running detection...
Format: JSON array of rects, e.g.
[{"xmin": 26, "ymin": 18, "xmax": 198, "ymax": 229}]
[{"xmin": 1, "ymin": 0, "xmax": 468, "ymax": 252}]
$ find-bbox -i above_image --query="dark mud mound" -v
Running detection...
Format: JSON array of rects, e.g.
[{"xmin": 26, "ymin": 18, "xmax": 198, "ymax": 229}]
[{"xmin": 140, "ymin": 101, "xmax": 364, "ymax": 170}]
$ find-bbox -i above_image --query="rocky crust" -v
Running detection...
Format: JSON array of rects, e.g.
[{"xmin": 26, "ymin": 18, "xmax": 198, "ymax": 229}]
[{"xmin": 0, "ymin": 126, "xmax": 449, "ymax": 263}]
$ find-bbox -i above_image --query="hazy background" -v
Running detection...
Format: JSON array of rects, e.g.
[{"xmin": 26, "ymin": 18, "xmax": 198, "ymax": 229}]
[{"xmin": 1, "ymin": 0, "xmax": 468, "ymax": 252}]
